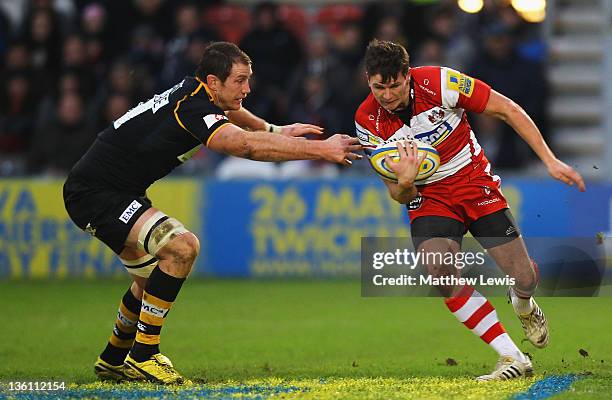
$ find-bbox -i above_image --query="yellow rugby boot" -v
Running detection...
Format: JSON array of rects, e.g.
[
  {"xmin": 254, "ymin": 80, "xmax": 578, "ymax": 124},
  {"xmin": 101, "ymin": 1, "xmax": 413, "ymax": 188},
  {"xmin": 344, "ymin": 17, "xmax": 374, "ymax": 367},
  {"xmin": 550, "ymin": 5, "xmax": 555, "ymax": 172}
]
[
  {"xmin": 94, "ymin": 357, "xmax": 126, "ymax": 382},
  {"xmin": 123, "ymin": 353, "xmax": 190, "ymax": 385}
]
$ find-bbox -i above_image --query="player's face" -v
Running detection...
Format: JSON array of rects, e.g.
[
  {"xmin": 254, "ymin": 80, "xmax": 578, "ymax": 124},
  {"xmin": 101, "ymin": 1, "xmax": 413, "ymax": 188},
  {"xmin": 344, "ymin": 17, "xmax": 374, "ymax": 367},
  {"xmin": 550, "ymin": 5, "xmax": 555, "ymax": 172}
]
[
  {"xmin": 216, "ymin": 62, "xmax": 252, "ymax": 111},
  {"xmin": 368, "ymin": 71, "xmax": 411, "ymax": 113}
]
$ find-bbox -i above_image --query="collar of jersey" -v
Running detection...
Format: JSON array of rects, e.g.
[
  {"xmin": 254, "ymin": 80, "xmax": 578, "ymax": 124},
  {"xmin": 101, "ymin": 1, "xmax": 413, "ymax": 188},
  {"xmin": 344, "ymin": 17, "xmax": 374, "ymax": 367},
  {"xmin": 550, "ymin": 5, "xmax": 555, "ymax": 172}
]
[{"xmin": 195, "ymin": 77, "xmax": 217, "ymax": 104}]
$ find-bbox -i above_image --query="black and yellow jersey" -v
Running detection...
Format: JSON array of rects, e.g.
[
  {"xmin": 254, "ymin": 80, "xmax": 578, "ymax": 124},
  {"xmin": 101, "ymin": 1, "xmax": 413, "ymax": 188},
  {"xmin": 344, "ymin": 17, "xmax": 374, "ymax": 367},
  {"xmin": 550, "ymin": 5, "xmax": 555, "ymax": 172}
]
[{"xmin": 69, "ymin": 76, "xmax": 230, "ymax": 193}]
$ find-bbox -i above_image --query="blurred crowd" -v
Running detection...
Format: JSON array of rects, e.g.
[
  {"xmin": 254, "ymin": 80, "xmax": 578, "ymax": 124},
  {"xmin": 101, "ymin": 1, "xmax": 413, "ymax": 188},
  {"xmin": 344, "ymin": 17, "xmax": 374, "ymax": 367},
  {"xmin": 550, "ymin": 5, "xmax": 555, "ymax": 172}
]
[{"xmin": 0, "ymin": 0, "xmax": 548, "ymax": 178}]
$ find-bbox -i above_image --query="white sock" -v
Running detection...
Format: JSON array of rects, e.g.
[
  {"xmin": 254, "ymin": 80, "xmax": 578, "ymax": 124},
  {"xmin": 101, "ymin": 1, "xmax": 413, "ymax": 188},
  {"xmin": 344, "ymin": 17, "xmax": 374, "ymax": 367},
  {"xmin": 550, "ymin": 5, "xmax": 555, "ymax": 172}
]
[
  {"xmin": 490, "ymin": 334, "xmax": 528, "ymax": 363},
  {"xmin": 510, "ymin": 288, "xmax": 535, "ymax": 315}
]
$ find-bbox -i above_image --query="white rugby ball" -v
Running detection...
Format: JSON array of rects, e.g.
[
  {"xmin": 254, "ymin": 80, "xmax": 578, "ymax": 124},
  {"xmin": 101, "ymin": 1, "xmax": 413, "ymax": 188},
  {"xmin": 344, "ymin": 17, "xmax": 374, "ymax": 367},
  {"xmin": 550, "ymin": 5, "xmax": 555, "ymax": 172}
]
[{"xmin": 369, "ymin": 139, "xmax": 440, "ymax": 183}]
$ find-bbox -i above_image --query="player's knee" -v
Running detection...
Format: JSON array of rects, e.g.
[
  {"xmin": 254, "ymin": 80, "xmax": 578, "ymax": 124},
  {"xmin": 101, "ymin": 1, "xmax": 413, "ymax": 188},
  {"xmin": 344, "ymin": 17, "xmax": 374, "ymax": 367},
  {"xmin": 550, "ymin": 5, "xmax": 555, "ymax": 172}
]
[
  {"xmin": 160, "ymin": 232, "xmax": 199, "ymax": 268},
  {"xmin": 425, "ymin": 263, "xmax": 457, "ymax": 298}
]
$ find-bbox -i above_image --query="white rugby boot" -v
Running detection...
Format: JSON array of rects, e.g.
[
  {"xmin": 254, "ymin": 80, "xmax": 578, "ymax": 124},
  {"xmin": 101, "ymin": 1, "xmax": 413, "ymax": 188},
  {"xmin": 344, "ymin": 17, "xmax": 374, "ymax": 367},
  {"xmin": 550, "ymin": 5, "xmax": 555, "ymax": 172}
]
[{"xmin": 477, "ymin": 355, "xmax": 533, "ymax": 381}]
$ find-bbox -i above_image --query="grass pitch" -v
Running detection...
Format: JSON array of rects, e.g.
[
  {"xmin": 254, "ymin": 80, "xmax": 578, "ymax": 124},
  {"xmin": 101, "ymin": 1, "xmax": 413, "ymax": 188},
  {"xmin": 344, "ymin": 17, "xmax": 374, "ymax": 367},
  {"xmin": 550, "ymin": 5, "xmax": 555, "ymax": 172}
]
[{"xmin": 1, "ymin": 280, "xmax": 611, "ymax": 399}]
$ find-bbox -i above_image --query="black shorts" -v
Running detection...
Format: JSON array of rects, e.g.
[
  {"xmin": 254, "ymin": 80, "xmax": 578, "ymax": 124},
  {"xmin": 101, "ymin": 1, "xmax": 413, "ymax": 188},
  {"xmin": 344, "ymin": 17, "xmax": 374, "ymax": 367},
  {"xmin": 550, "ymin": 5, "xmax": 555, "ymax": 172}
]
[
  {"xmin": 63, "ymin": 174, "xmax": 152, "ymax": 255},
  {"xmin": 410, "ymin": 208, "xmax": 520, "ymax": 250}
]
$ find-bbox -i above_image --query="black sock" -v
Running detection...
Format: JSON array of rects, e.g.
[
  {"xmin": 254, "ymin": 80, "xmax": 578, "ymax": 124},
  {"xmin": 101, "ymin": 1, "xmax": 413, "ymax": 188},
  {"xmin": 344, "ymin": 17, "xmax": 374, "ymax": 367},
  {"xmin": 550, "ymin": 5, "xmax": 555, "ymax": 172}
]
[
  {"xmin": 100, "ymin": 287, "xmax": 141, "ymax": 366},
  {"xmin": 130, "ymin": 267, "xmax": 185, "ymax": 362}
]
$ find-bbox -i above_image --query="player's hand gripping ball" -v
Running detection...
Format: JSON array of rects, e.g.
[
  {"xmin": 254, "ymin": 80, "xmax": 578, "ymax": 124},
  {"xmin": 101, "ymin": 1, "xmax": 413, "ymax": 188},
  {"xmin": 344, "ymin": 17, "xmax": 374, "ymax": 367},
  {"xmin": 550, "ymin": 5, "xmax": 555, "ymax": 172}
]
[{"xmin": 369, "ymin": 139, "xmax": 440, "ymax": 183}]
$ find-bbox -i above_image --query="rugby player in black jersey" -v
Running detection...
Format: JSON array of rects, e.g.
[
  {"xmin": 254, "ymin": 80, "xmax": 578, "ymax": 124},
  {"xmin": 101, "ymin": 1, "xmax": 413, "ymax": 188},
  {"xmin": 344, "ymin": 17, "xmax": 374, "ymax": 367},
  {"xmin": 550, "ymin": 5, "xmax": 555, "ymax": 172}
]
[{"xmin": 63, "ymin": 42, "xmax": 361, "ymax": 384}]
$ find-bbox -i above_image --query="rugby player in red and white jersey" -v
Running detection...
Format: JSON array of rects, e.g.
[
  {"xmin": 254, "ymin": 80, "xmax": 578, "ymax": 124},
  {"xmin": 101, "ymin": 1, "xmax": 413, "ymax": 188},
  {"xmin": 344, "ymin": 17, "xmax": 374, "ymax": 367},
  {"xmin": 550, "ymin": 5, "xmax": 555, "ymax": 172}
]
[{"xmin": 355, "ymin": 40, "xmax": 586, "ymax": 381}]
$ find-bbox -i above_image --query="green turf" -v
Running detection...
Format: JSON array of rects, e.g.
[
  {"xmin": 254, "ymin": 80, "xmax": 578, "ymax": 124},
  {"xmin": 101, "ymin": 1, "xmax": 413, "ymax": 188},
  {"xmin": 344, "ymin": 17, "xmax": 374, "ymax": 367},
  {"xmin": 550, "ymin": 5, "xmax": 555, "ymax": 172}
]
[{"xmin": 1, "ymin": 280, "xmax": 611, "ymax": 399}]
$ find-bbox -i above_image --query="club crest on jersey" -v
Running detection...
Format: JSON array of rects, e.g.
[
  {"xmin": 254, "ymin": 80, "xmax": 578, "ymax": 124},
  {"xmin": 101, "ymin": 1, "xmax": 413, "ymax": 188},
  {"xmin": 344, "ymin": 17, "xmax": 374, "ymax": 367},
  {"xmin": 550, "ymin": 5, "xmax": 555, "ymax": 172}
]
[
  {"xmin": 414, "ymin": 121, "xmax": 453, "ymax": 146},
  {"xmin": 427, "ymin": 109, "xmax": 445, "ymax": 124},
  {"xmin": 447, "ymin": 71, "xmax": 475, "ymax": 98}
]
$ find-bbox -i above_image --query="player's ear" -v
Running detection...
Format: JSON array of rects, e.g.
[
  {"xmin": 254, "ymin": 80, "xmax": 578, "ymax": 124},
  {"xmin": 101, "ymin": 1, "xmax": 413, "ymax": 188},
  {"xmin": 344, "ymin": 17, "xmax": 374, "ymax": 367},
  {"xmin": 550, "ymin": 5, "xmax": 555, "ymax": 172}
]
[{"xmin": 206, "ymin": 74, "xmax": 220, "ymax": 91}]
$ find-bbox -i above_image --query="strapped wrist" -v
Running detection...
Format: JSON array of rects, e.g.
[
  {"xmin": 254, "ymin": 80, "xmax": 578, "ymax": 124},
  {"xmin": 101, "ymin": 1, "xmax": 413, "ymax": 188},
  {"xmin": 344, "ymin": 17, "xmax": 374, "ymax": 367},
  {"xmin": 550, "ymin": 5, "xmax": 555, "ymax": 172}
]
[{"xmin": 263, "ymin": 122, "xmax": 282, "ymax": 134}]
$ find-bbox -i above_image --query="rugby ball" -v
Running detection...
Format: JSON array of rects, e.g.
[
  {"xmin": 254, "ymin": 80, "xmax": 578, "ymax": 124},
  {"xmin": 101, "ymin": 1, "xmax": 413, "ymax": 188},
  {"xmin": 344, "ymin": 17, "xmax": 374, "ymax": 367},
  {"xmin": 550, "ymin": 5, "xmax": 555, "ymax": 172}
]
[{"xmin": 369, "ymin": 139, "xmax": 440, "ymax": 183}]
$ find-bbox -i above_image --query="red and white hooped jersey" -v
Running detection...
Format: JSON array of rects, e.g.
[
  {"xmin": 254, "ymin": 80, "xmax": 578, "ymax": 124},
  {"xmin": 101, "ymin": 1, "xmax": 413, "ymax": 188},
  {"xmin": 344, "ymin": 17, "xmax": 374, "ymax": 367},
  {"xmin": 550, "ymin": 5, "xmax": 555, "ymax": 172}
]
[{"xmin": 355, "ymin": 66, "xmax": 492, "ymax": 185}]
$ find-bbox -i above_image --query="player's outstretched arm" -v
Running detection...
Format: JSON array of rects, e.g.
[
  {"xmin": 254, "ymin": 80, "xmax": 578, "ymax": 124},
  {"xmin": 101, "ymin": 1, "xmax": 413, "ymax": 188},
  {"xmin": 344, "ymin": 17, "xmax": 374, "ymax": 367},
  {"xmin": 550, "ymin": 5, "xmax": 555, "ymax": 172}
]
[
  {"xmin": 382, "ymin": 141, "xmax": 425, "ymax": 204},
  {"xmin": 226, "ymin": 107, "xmax": 323, "ymax": 137},
  {"xmin": 482, "ymin": 90, "xmax": 586, "ymax": 192},
  {"xmin": 208, "ymin": 124, "xmax": 362, "ymax": 165}
]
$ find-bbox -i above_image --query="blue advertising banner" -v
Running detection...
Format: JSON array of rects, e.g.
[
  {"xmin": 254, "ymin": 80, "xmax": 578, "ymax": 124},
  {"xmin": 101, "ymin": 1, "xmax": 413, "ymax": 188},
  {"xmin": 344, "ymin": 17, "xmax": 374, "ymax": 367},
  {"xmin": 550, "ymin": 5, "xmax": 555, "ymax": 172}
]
[
  {"xmin": 0, "ymin": 178, "xmax": 610, "ymax": 278},
  {"xmin": 201, "ymin": 180, "xmax": 410, "ymax": 277},
  {"xmin": 201, "ymin": 178, "xmax": 612, "ymax": 277}
]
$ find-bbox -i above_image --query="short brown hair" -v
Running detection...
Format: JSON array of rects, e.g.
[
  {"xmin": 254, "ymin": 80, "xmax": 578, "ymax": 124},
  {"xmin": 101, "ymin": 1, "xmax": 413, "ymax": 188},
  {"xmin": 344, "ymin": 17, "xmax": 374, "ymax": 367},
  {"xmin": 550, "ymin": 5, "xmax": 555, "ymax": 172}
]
[
  {"xmin": 195, "ymin": 42, "xmax": 252, "ymax": 82},
  {"xmin": 364, "ymin": 39, "xmax": 410, "ymax": 83}
]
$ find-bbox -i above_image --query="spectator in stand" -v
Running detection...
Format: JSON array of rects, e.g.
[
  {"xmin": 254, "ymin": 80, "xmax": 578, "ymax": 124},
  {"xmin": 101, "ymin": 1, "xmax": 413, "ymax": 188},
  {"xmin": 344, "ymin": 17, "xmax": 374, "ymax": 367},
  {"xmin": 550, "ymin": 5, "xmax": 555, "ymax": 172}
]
[
  {"xmin": 0, "ymin": 72, "xmax": 38, "ymax": 174},
  {"xmin": 127, "ymin": 25, "xmax": 164, "ymax": 89},
  {"xmin": 373, "ymin": 14, "xmax": 409, "ymax": 50},
  {"xmin": 362, "ymin": 0, "xmax": 431, "ymax": 50},
  {"xmin": 468, "ymin": 22, "xmax": 549, "ymax": 170},
  {"xmin": 161, "ymin": 2, "xmax": 218, "ymax": 88},
  {"xmin": 289, "ymin": 28, "xmax": 352, "ymax": 126},
  {"xmin": 93, "ymin": 92, "xmax": 132, "ymax": 133},
  {"xmin": 103, "ymin": 0, "xmax": 173, "ymax": 58},
  {"xmin": 61, "ymin": 34, "xmax": 97, "ymax": 98},
  {"xmin": 28, "ymin": 90, "xmax": 95, "ymax": 175},
  {"xmin": 80, "ymin": 2, "xmax": 111, "ymax": 77},
  {"xmin": 413, "ymin": 37, "xmax": 446, "ymax": 66},
  {"xmin": 424, "ymin": 4, "xmax": 475, "ymax": 70},
  {"xmin": 91, "ymin": 59, "xmax": 146, "ymax": 118},
  {"xmin": 331, "ymin": 23, "xmax": 364, "ymax": 73},
  {"xmin": 20, "ymin": 7, "xmax": 63, "ymax": 93},
  {"xmin": 239, "ymin": 1, "xmax": 303, "ymax": 123},
  {"xmin": 2, "ymin": 40, "xmax": 32, "ymax": 74}
]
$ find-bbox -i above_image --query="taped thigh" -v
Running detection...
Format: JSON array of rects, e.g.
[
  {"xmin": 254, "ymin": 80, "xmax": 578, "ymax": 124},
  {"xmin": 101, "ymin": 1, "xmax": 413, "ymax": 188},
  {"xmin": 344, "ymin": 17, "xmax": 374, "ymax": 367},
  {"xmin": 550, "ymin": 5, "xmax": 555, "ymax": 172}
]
[
  {"xmin": 136, "ymin": 211, "xmax": 189, "ymax": 256},
  {"xmin": 119, "ymin": 254, "xmax": 158, "ymax": 278}
]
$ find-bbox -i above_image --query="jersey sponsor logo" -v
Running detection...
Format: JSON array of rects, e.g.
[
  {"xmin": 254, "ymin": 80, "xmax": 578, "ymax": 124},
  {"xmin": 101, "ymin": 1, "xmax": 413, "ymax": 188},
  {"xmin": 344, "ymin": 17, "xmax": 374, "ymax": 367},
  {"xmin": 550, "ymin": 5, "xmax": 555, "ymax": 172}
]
[
  {"xmin": 118, "ymin": 200, "xmax": 142, "ymax": 223},
  {"xmin": 414, "ymin": 121, "xmax": 453, "ymax": 146},
  {"xmin": 117, "ymin": 310, "xmax": 136, "ymax": 327},
  {"xmin": 407, "ymin": 193, "xmax": 423, "ymax": 210},
  {"xmin": 418, "ymin": 84, "xmax": 436, "ymax": 96},
  {"xmin": 447, "ymin": 71, "xmax": 474, "ymax": 98},
  {"xmin": 476, "ymin": 197, "xmax": 501, "ymax": 207},
  {"xmin": 203, "ymin": 114, "xmax": 228, "ymax": 129}
]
